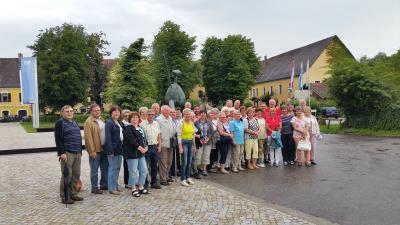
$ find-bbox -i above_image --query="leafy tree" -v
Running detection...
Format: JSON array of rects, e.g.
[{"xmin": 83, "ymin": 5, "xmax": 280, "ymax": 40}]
[
  {"xmin": 201, "ymin": 35, "xmax": 260, "ymax": 104},
  {"xmin": 29, "ymin": 23, "xmax": 109, "ymax": 112},
  {"xmin": 105, "ymin": 38, "xmax": 155, "ymax": 110},
  {"xmin": 326, "ymin": 59, "xmax": 393, "ymax": 116},
  {"xmin": 86, "ymin": 32, "xmax": 110, "ymax": 105},
  {"xmin": 152, "ymin": 20, "xmax": 202, "ymax": 101}
]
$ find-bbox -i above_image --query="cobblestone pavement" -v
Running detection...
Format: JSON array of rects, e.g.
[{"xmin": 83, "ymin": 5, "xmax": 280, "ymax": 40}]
[{"xmin": 0, "ymin": 152, "xmax": 319, "ymax": 225}]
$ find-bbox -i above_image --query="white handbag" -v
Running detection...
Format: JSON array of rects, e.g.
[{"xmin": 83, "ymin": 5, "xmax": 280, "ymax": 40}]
[{"xmin": 297, "ymin": 138, "xmax": 311, "ymax": 151}]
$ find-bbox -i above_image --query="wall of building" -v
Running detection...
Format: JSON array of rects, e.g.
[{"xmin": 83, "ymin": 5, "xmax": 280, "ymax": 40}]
[
  {"xmin": 0, "ymin": 88, "xmax": 32, "ymax": 117},
  {"xmin": 189, "ymin": 85, "xmax": 205, "ymax": 100},
  {"xmin": 249, "ymin": 48, "xmax": 331, "ymax": 103}
]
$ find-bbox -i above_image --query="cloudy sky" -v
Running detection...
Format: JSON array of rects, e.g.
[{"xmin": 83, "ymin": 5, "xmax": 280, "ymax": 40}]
[{"xmin": 1, "ymin": 0, "xmax": 399, "ymax": 59}]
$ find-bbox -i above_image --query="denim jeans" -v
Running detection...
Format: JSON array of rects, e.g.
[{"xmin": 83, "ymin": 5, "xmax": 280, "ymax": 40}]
[
  {"xmin": 89, "ymin": 153, "xmax": 101, "ymax": 191},
  {"xmin": 181, "ymin": 140, "xmax": 193, "ymax": 181},
  {"xmin": 100, "ymin": 152, "xmax": 109, "ymax": 189},
  {"xmin": 107, "ymin": 154, "xmax": 122, "ymax": 192},
  {"xmin": 146, "ymin": 145, "xmax": 159, "ymax": 185},
  {"xmin": 126, "ymin": 156, "xmax": 148, "ymax": 187}
]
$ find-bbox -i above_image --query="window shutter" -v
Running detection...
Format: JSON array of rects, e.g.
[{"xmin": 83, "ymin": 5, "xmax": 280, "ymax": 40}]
[{"xmin": 8, "ymin": 93, "xmax": 11, "ymax": 102}]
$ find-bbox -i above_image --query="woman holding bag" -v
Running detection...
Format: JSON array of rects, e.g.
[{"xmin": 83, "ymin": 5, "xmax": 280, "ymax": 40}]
[
  {"xmin": 217, "ymin": 112, "xmax": 233, "ymax": 174},
  {"xmin": 291, "ymin": 106, "xmax": 311, "ymax": 167}
]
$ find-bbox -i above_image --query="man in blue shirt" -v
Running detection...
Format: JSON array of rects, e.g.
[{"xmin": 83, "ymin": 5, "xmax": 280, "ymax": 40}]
[
  {"xmin": 229, "ymin": 110, "xmax": 245, "ymax": 173},
  {"xmin": 55, "ymin": 105, "xmax": 83, "ymax": 204}
]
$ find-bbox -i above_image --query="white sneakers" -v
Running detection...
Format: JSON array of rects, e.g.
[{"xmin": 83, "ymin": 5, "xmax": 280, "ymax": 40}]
[
  {"xmin": 180, "ymin": 179, "xmax": 195, "ymax": 187},
  {"xmin": 187, "ymin": 178, "xmax": 195, "ymax": 185},
  {"xmin": 180, "ymin": 180, "xmax": 189, "ymax": 187}
]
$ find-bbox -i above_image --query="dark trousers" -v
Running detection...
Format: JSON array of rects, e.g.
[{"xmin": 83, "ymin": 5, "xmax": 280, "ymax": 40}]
[
  {"xmin": 99, "ymin": 151, "xmax": 109, "ymax": 189},
  {"xmin": 218, "ymin": 141, "xmax": 229, "ymax": 165},
  {"xmin": 123, "ymin": 157, "xmax": 129, "ymax": 185},
  {"xmin": 207, "ymin": 147, "xmax": 219, "ymax": 170},
  {"xmin": 145, "ymin": 145, "xmax": 159, "ymax": 186},
  {"xmin": 281, "ymin": 133, "xmax": 296, "ymax": 162},
  {"xmin": 170, "ymin": 144, "xmax": 181, "ymax": 176}
]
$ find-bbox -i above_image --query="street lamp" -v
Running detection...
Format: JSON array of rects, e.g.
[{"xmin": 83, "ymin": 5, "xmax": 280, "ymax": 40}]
[{"xmin": 99, "ymin": 92, "xmax": 104, "ymax": 110}]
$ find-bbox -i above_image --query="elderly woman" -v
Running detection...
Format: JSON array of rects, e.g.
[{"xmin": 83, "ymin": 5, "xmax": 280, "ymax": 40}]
[
  {"xmin": 123, "ymin": 112, "xmax": 149, "ymax": 197},
  {"xmin": 104, "ymin": 105, "xmax": 124, "ymax": 195},
  {"xmin": 229, "ymin": 110, "xmax": 245, "ymax": 172},
  {"xmin": 208, "ymin": 108, "xmax": 220, "ymax": 173},
  {"xmin": 266, "ymin": 108, "xmax": 282, "ymax": 167},
  {"xmin": 217, "ymin": 112, "xmax": 233, "ymax": 174},
  {"xmin": 177, "ymin": 108, "xmax": 196, "ymax": 186},
  {"xmin": 120, "ymin": 109, "xmax": 131, "ymax": 189},
  {"xmin": 281, "ymin": 105, "xmax": 296, "ymax": 165},
  {"xmin": 138, "ymin": 107, "xmax": 148, "ymax": 124},
  {"xmin": 291, "ymin": 106, "xmax": 311, "ymax": 167},
  {"xmin": 194, "ymin": 110, "xmax": 214, "ymax": 176},
  {"xmin": 304, "ymin": 106, "xmax": 321, "ymax": 165},
  {"xmin": 244, "ymin": 107, "xmax": 259, "ymax": 169},
  {"xmin": 256, "ymin": 108, "xmax": 267, "ymax": 167}
]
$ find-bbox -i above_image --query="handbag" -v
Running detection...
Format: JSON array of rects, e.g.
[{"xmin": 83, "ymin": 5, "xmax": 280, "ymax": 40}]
[
  {"xmin": 297, "ymin": 138, "xmax": 311, "ymax": 151},
  {"xmin": 219, "ymin": 125, "xmax": 232, "ymax": 144}
]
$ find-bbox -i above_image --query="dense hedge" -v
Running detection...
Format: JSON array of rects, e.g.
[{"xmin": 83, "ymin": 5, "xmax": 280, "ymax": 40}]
[
  {"xmin": 344, "ymin": 107, "xmax": 400, "ymax": 130},
  {"xmin": 40, "ymin": 113, "xmax": 110, "ymax": 124}
]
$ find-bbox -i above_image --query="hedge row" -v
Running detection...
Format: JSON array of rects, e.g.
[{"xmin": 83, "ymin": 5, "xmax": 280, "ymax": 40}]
[
  {"xmin": 40, "ymin": 113, "xmax": 110, "ymax": 124},
  {"xmin": 345, "ymin": 108, "xmax": 400, "ymax": 130}
]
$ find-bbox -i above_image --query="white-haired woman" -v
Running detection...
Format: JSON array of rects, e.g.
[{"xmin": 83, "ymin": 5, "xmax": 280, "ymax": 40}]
[{"xmin": 304, "ymin": 106, "xmax": 320, "ymax": 165}]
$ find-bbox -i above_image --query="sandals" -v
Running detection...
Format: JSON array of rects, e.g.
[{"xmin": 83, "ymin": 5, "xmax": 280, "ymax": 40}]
[
  {"xmin": 139, "ymin": 188, "xmax": 150, "ymax": 194},
  {"xmin": 297, "ymin": 162, "xmax": 302, "ymax": 167},
  {"xmin": 305, "ymin": 162, "xmax": 312, "ymax": 167},
  {"xmin": 131, "ymin": 190, "xmax": 140, "ymax": 198}
]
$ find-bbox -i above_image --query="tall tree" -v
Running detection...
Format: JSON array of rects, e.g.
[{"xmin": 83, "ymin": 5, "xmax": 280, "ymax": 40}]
[
  {"xmin": 201, "ymin": 35, "xmax": 260, "ymax": 104},
  {"xmin": 105, "ymin": 38, "xmax": 155, "ymax": 110},
  {"xmin": 152, "ymin": 20, "xmax": 201, "ymax": 101},
  {"xmin": 29, "ymin": 23, "xmax": 109, "ymax": 111}
]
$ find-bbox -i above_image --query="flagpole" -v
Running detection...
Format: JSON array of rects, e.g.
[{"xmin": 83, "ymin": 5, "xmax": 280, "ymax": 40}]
[{"xmin": 307, "ymin": 59, "xmax": 311, "ymax": 106}]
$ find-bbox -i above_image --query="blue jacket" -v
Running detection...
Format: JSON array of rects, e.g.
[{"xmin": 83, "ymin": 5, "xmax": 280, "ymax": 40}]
[
  {"xmin": 104, "ymin": 119, "xmax": 123, "ymax": 155},
  {"xmin": 270, "ymin": 131, "xmax": 283, "ymax": 148}
]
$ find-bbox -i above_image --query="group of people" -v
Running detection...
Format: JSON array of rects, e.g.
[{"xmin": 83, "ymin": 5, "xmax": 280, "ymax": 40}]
[{"xmin": 55, "ymin": 98, "xmax": 321, "ymax": 204}]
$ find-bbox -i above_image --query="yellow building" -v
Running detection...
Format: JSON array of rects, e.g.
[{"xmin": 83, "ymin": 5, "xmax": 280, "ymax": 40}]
[
  {"xmin": 189, "ymin": 35, "xmax": 353, "ymax": 104},
  {"xmin": 0, "ymin": 56, "xmax": 32, "ymax": 118},
  {"xmin": 250, "ymin": 35, "xmax": 353, "ymax": 103}
]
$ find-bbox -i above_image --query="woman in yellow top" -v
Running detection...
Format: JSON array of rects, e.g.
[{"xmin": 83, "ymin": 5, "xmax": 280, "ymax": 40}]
[{"xmin": 177, "ymin": 108, "xmax": 196, "ymax": 187}]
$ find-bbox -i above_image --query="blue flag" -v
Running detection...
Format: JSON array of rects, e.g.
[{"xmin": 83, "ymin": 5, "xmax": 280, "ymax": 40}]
[
  {"xmin": 298, "ymin": 61, "xmax": 303, "ymax": 90},
  {"xmin": 20, "ymin": 57, "xmax": 38, "ymax": 104}
]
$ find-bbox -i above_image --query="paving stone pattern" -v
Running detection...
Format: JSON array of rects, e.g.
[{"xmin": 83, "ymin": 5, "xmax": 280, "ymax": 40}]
[{"xmin": 0, "ymin": 152, "xmax": 315, "ymax": 225}]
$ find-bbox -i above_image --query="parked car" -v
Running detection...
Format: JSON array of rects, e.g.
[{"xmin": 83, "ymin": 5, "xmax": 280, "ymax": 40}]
[{"xmin": 321, "ymin": 107, "xmax": 339, "ymax": 118}]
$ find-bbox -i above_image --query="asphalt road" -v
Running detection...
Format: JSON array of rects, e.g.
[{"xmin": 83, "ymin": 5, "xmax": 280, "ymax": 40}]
[{"xmin": 206, "ymin": 134, "xmax": 400, "ymax": 225}]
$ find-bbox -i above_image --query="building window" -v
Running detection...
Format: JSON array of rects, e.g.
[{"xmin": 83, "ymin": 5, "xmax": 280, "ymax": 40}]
[
  {"xmin": 263, "ymin": 87, "xmax": 266, "ymax": 95},
  {"xmin": 315, "ymin": 80, "xmax": 321, "ymax": 83},
  {"xmin": 279, "ymin": 84, "xmax": 282, "ymax": 94},
  {"xmin": 270, "ymin": 86, "xmax": 273, "ymax": 94},
  {"xmin": 256, "ymin": 88, "xmax": 258, "ymax": 97},
  {"xmin": 0, "ymin": 93, "xmax": 11, "ymax": 102},
  {"xmin": 252, "ymin": 89, "xmax": 256, "ymax": 97},
  {"xmin": 19, "ymin": 93, "xmax": 22, "ymax": 103}
]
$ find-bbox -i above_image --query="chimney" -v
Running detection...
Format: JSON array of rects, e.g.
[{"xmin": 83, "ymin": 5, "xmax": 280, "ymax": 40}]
[{"xmin": 18, "ymin": 53, "xmax": 23, "ymax": 59}]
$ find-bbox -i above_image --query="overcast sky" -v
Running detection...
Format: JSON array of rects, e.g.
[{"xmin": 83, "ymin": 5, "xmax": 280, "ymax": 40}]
[{"xmin": 1, "ymin": 0, "xmax": 399, "ymax": 59}]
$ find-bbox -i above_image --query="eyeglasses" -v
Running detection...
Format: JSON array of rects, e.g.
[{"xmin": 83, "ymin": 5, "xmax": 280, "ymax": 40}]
[{"xmin": 64, "ymin": 110, "xmax": 73, "ymax": 113}]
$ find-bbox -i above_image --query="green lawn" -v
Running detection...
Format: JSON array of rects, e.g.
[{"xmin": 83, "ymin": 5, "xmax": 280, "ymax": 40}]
[
  {"xmin": 20, "ymin": 121, "xmax": 83, "ymax": 133},
  {"xmin": 320, "ymin": 124, "xmax": 400, "ymax": 137}
]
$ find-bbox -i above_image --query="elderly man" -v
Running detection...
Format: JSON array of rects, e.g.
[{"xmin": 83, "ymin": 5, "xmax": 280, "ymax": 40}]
[
  {"xmin": 141, "ymin": 109, "xmax": 162, "ymax": 189},
  {"xmin": 152, "ymin": 103, "xmax": 160, "ymax": 119},
  {"xmin": 55, "ymin": 105, "xmax": 83, "ymax": 204},
  {"xmin": 299, "ymin": 99, "xmax": 307, "ymax": 110},
  {"xmin": 84, "ymin": 103, "xmax": 108, "ymax": 194},
  {"xmin": 234, "ymin": 100, "xmax": 241, "ymax": 110},
  {"xmin": 184, "ymin": 102, "xmax": 192, "ymax": 110},
  {"xmin": 157, "ymin": 105, "xmax": 175, "ymax": 185},
  {"xmin": 170, "ymin": 108, "xmax": 181, "ymax": 177}
]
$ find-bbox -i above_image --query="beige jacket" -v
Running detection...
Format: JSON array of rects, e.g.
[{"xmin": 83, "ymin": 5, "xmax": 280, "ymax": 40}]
[{"xmin": 84, "ymin": 116, "xmax": 104, "ymax": 154}]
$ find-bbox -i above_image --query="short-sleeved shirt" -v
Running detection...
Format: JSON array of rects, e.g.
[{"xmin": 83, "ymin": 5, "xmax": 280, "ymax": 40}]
[
  {"xmin": 229, "ymin": 119, "xmax": 245, "ymax": 145},
  {"xmin": 141, "ymin": 120, "xmax": 160, "ymax": 145},
  {"xmin": 266, "ymin": 115, "xmax": 281, "ymax": 136},
  {"xmin": 281, "ymin": 114, "xmax": 294, "ymax": 135},
  {"xmin": 291, "ymin": 116, "xmax": 308, "ymax": 139},
  {"xmin": 257, "ymin": 117, "xmax": 266, "ymax": 139},
  {"xmin": 245, "ymin": 117, "xmax": 259, "ymax": 140}
]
